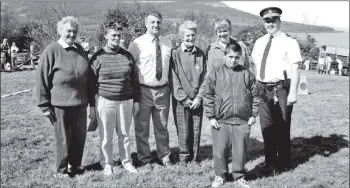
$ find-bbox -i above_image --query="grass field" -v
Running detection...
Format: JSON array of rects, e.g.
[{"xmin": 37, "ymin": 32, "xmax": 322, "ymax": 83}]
[{"xmin": 1, "ymin": 70, "xmax": 349, "ymax": 188}]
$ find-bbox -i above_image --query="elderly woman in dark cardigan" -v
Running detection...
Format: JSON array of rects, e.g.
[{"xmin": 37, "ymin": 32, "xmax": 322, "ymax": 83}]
[
  {"xmin": 170, "ymin": 20, "xmax": 207, "ymax": 164},
  {"xmin": 36, "ymin": 16, "xmax": 95, "ymax": 178}
]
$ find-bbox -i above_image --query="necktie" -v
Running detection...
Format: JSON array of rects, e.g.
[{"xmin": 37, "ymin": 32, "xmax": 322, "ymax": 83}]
[
  {"xmin": 260, "ymin": 35, "xmax": 273, "ymax": 80},
  {"xmin": 155, "ymin": 37, "xmax": 162, "ymax": 81}
]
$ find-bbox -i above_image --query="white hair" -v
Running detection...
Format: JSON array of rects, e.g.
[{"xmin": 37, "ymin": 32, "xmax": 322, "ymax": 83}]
[
  {"xmin": 57, "ymin": 16, "xmax": 79, "ymax": 36},
  {"xmin": 178, "ymin": 20, "xmax": 197, "ymax": 36}
]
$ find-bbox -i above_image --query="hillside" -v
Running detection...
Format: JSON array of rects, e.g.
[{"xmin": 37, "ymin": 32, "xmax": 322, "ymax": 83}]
[{"xmin": 2, "ymin": 1, "xmax": 337, "ymax": 33}]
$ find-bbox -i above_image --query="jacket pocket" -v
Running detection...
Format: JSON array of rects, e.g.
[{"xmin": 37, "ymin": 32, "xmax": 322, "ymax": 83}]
[
  {"xmin": 214, "ymin": 94, "xmax": 223, "ymax": 118},
  {"xmin": 244, "ymin": 90, "xmax": 253, "ymax": 114}
]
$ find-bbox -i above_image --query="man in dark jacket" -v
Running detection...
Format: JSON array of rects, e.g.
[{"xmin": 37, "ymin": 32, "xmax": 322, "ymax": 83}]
[{"xmin": 204, "ymin": 42, "xmax": 259, "ymax": 188}]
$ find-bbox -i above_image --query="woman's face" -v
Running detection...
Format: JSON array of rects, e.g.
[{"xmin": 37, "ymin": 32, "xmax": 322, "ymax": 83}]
[
  {"xmin": 216, "ymin": 28, "xmax": 231, "ymax": 44},
  {"xmin": 59, "ymin": 22, "xmax": 78, "ymax": 45},
  {"xmin": 181, "ymin": 28, "xmax": 196, "ymax": 47},
  {"xmin": 105, "ymin": 29, "xmax": 122, "ymax": 48}
]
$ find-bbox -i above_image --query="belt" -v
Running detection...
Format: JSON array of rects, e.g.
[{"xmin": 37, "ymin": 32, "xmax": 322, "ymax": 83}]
[
  {"xmin": 258, "ymin": 80, "xmax": 284, "ymax": 87},
  {"xmin": 140, "ymin": 83, "xmax": 168, "ymax": 89}
]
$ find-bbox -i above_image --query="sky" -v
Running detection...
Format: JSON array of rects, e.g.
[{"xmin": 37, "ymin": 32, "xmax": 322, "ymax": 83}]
[{"xmin": 222, "ymin": 1, "xmax": 349, "ymax": 32}]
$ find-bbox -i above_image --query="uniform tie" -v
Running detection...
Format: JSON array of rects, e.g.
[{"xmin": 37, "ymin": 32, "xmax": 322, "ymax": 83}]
[
  {"xmin": 260, "ymin": 35, "xmax": 273, "ymax": 80},
  {"xmin": 155, "ymin": 37, "xmax": 162, "ymax": 81}
]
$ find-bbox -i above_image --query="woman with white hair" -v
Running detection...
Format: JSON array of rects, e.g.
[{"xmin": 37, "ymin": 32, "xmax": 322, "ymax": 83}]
[
  {"xmin": 206, "ymin": 18, "xmax": 251, "ymax": 74},
  {"xmin": 170, "ymin": 20, "xmax": 207, "ymax": 164},
  {"xmin": 36, "ymin": 16, "xmax": 96, "ymax": 178}
]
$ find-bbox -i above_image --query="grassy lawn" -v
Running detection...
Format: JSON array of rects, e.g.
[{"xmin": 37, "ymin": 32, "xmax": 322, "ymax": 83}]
[{"xmin": 1, "ymin": 70, "xmax": 349, "ymax": 188}]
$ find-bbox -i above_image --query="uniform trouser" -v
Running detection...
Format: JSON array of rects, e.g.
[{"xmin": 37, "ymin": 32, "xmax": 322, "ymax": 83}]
[
  {"xmin": 53, "ymin": 105, "xmax": 87, "ymax": 174},
  {"xmin": 172, "ymin": 98, "xmax": 203, "ymax": 162},
  {"xmin": 134, "ymin": 85, "xmax": 171, "ymax": 164},
  {"xmin": 212, "ymin": 123, "xmax": 251, "ymax": 180},
  {"xmin": 97, "ymin": 96, "xmax": 133, "ymax": 166},
  {"xmin": 259, "ymin": 85, "xmax": 293, "ymax": 169}
]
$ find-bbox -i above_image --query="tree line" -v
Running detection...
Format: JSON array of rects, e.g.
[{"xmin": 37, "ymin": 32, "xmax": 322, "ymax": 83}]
[{"xmin": 1, "ymin": 1, "xmax": 318, "ymax": 59}]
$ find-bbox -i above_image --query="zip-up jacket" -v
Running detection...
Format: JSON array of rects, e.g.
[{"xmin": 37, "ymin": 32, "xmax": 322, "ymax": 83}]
[{"xmin": 203, "ymin": 64, "xmax": 259, "ymax": 125}]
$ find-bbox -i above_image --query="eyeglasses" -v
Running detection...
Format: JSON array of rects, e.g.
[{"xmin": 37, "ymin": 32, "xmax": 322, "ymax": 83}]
[{"xmin": 264, "ymin": 19, "xmax": 278, "ymax": 24}]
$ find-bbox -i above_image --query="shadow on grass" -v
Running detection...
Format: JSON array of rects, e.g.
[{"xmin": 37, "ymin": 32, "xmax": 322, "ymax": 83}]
[{"xmin": 245, "ymin": 134, "xmax": 349, "ymax": 180}]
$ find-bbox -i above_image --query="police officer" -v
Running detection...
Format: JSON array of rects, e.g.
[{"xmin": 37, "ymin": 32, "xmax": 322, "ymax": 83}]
[{"xmin": 251, "ymin": 7, "xmax": 302, "ymax": 175}]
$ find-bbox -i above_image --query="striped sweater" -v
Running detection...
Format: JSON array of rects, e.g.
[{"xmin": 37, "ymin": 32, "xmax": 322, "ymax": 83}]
[{"xmin": 89, "ymin": 46, "xmax": 140, "ymax": 102}]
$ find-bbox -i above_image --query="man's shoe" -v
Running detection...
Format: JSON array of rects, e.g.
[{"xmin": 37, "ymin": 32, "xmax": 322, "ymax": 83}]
[
  {"xmin": 53, "ymin": 172, "xmax": 70, "ymax": 179},
  {"xmin": 123, "ymin": 163, "xmax": 138, "ymax": 174},
  {"xmin": 68, "ymin": 166, "xmax": 85, "ymax": 175},
  {"xmin": 211, "ymin": 175, "xmax": 225, "ymax": 188},
  {"xmin": 234, "ymin": 178, "xmax": 251, "ymax": 188},
  {"xmin": 163, "ymin": 161, "xmax": 173, "ymax": 168},
  {"xmin": 258, "ymin": 162, "xmax": 276, "ymax": 176},
  {"xmin": 103, "ymin": 164, "xmax": 113, "ymax": 176}
]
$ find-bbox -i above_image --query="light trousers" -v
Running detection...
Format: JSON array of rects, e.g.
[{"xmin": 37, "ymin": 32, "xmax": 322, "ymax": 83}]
[{"xmin": 97, "ymin": 96, "xmax": 133, "ymax": 166}]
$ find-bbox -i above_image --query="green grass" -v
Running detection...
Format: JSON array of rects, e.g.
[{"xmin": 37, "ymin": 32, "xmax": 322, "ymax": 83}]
[{"xmin": 1, "ymin": 70, "xmax": 349, "ymax": 188}]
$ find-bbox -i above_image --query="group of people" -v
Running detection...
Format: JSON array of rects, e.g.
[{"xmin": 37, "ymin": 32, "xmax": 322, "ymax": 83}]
[
  {"xmin": 1, "ymin": 38, "xmax": 20, "ymax": 70},
  {"xmin": 316, "ymin": 54, "xmax": 344, "ymax": 75},
  {"xmin": 36, "ymin": 6, "xmax": 301, "ymax": 188}
]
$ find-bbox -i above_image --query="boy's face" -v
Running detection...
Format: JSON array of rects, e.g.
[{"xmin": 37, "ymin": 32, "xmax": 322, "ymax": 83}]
[{"xmin": 225, "ymin": 51, "xmax": 241, "ymax": 68}]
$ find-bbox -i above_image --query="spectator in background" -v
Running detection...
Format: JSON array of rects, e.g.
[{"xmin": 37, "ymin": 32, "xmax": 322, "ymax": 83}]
[
  {"xmin": 36, "ymin": 16, "xmax": 95, "ymax": 179},
  {"xmin": 325, "ymin": 54, "xmax": 332, "ymax": 74},
  {"xmin": 89, "ymin": 21, "xmax": 140, "ymax": 175},
  {"xmin": 337, "ymin": 58, "xmax": 343, "ymax": 76},
  {"xmin": 119, "ymin": 39, "xmax": 126, "ymax": 49},
  {"xmin": 206, "ymin": 18, "xmax": 252, "ymax": 74},
  {"xmin": 318, "ymin": 56, "xmax": 325, "ymax": 74},
  {"xmin": 80, "ymin": 37, "xmax": 90, "ymax": 56},
  {"xmin": 10, "ymin": 42, "xmax": 19, "ymax": 70},
  {"xmin": 170, "ymin": 20, "xmax": 206, "ymax": 164},
  {"xmin": 128, "ymin": 11, "xmax": 173, "ymax": 170},
  {"xmin": 304, "ymin": 58, "xmax": 310, "ymax": 73},
  {"xmin": 1, "ymin": 38, "xmax": 11, "ymax": 70}
]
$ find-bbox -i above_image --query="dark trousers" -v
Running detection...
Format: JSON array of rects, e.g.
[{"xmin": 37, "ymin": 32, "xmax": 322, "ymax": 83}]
[
  {"xmin": 259, "ymin": 85, "xmax": 293, "ymax": 169},
  {"xmin": 53, "ymin": 105, "xmax": 87, "ymax": 173},
  {"xmin": 134, "ymin": 85, "xmax": 171, "ymax": 164},
  {"xmin": 212, "ymin": 123, "xmax": 251, "ymax": 180},
  {"xmin": 172, "ymin": 98, "xmax": 203, "ymax": 162}
]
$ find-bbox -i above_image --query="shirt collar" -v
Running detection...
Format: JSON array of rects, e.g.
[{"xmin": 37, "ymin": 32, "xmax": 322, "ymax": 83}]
[
  {"xmin": 58, "ymin": 39, "xmax": 77, "ymax": 49},
  {"xmin": 212, "ymin": 38, "xmax": 237, "ymax": 51},
  {"xmin": 270, "ymin": 30, "xmax": 282, "ymax": 38},
  {"xmin": 145, "ymin": 32, "xmax": 161, "ymax": 43},
  {"xmin": 181, "ymin": 43, "xmax": 196, "ymax": 53}
]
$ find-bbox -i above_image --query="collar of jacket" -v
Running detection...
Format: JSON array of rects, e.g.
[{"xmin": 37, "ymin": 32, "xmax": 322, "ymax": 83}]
[
  {"xmin": 224, "ymin": 63, "xmax": 244, "ymax": 71},
  {"xmin": 212, "ymin": 38, "xmax": 239, "ymax": 51}
]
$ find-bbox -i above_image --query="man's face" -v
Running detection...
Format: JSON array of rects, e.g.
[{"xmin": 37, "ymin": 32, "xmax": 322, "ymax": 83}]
[
  {"xmin": 225, "ymin": 51, "xmax": 241, "ymax": 68},
  {"xmin": 105, "ymin": 29, "xmax": 122, "ymax": 48},
  {"xmin": 264, "ymin": 17, "xmax": 281, "ymax": 35},
  {"xmin": 59, "ymin": 23, "xmax": 78, "ymax": 45},
  {"xmin": 216, "ymin": 28, "xmax": 231, "ymax": 44},
  {"xmin": 2, "ymin": 39, "xmax": 7, "ymax": 44},
  {"xmin": 145, "ymin": 15, "xmax": 161, "ymax": 36},
  {"xmin": 182, "ymin": 29, "xmax": 196, "ymax": 47}
]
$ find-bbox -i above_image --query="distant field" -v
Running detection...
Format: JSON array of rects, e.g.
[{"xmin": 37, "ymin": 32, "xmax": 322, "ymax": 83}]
[{"xmin": 1, "ymin": 70, "xmax": 349, "ymax": 188}]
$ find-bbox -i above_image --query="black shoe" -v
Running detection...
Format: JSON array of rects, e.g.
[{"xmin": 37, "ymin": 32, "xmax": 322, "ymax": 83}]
[
  {"xmin": 258, "ymin": 162, "xmax": 276, "ymax": 176},
  {"xmin": 68, "ymin": 166, "xmax": 85, "ymax": 175}
]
